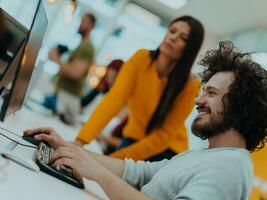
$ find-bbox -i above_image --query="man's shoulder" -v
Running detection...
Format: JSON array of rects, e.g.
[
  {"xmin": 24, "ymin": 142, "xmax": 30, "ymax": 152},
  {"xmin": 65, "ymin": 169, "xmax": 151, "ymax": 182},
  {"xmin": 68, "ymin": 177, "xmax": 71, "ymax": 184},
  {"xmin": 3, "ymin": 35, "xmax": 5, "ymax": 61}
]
[
  {"xmin": 179, "ymin": 148, "xmax": 252, "ymax": 167},
  {"xmin": 201, "ymin": 148, "xmax": 253, "ymax": 175},
  {"xmin": 207, "ymin": 148, "xmax": 251, "ymax": 161},
  {"xmin": 205, "ymin": 149, "xmax": 254, "ymax": 192},
  {"xmin": 181, "ymin": 149, "xmax": 253, "ymax": 200}
]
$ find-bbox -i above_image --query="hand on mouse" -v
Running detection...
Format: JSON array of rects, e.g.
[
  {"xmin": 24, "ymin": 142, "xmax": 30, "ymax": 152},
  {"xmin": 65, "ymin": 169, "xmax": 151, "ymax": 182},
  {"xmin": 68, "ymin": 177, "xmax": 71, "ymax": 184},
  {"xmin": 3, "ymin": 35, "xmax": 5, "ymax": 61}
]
[{"xmin": 23, "ymin": 127, "xmax": 66, "ymax": 149}]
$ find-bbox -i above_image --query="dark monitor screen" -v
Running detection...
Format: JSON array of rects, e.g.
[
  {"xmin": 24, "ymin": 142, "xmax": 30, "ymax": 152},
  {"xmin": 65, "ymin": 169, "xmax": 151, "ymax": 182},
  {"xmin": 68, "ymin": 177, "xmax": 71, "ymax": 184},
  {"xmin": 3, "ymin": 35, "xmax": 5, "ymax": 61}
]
[
  {"xmin": 5, "ymin": 0, "xmax": 48, "ymax": 117},
  {"xmin": 0, "ymin": 8, "xmax": 27, "ymax": 79},
  {"xmin": 0, "ymin": 41, "xmax": 26, "ymax": 119}
]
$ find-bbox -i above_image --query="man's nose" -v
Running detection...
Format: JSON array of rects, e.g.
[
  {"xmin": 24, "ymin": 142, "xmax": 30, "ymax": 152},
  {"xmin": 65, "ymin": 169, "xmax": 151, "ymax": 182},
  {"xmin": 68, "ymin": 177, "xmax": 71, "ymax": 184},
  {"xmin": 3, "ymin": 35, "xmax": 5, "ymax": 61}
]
[{"xmin": 194, "ymin": 93, "xmax": 206, "ymax": 106}]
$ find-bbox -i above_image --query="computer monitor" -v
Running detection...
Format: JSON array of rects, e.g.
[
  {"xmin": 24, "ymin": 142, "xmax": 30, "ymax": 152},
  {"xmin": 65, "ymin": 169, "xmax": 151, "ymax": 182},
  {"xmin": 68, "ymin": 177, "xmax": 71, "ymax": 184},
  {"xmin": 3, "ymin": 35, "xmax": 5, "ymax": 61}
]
[
  {"xmin": 0, "ymin": 8, "xmax": 28, "ymax": 80},
  {"xmin": 0, "ymin": 0, "xmax": 48, "ymax": 120},
  {"xmin": 0, "ymin": 41, "xmax": 27, "ymax": 119},
  {"xmin": 0, "ymin": 8, "xmax": 28, "ymax": 120}
]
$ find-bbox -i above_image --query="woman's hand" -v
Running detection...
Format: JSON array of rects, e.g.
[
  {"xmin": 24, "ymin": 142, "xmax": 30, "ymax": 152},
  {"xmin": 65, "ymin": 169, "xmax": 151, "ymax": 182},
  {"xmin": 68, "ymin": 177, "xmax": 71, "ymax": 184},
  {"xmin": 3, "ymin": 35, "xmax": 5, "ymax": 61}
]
[
  {"xmin": 97, "ymin": 134, "xmax": 122, "ymax": 147},
  {"xmin": 50, "ymin": 143, "xmax": 103, "ymax": 180},
  {"xmin": 23, "ymin": 127, "xmax": 66, "ymax": 149}
]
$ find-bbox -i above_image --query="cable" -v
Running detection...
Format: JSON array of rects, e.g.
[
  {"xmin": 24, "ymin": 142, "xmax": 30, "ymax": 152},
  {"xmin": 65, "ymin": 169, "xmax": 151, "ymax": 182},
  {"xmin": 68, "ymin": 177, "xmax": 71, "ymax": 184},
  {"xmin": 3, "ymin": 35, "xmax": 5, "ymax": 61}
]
[
  {"xmin": 0, "ymin": 132, "xmax": 37, "ymax": 149},
  {"xmin": 0, "ymin": 126, "xmax": 22, "ymax": 138}
]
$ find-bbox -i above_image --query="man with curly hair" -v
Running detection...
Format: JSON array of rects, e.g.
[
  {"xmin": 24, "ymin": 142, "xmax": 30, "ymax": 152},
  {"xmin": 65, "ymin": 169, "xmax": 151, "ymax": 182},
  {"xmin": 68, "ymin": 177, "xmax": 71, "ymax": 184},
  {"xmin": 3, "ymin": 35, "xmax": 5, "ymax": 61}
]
[{"xmin": 24, "ymin": 41, "xmax": 267, "ymax": 200}]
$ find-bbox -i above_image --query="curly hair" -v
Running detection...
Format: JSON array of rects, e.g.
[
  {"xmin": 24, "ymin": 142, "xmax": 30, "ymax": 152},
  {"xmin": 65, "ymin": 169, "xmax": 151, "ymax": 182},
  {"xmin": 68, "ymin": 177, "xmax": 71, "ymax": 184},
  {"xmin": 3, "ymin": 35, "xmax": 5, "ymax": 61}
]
[{"xmin": 199, "ymin": 41, "xmax": 267, "ymax": 152}]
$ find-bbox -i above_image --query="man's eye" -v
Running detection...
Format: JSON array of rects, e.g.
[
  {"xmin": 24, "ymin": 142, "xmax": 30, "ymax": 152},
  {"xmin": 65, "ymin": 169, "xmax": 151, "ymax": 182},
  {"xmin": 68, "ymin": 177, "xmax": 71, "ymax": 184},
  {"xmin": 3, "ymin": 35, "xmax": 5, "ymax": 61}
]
[{"xmin": 208, "ymin": 91, "xmax": 215, "ymax": 96}]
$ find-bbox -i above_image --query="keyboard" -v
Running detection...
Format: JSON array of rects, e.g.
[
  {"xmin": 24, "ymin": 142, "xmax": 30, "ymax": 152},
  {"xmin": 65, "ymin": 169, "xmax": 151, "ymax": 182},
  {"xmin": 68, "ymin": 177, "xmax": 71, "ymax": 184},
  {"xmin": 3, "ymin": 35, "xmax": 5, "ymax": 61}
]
[{"xmin": 36, "ymin": 142, "xmax": 85, "ymax": 189}]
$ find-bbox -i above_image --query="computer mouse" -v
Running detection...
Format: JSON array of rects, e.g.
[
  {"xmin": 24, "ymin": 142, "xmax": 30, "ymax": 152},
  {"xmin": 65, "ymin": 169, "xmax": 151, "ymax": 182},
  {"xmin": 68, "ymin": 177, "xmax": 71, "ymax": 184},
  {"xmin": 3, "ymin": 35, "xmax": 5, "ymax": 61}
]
[
  {"xmin": 22, "ymin": 134, "xmax": 40, "ymax": 146},
  {"xmin": 1, "ymin": 151, "xmax": 40, "ymax": 172}
]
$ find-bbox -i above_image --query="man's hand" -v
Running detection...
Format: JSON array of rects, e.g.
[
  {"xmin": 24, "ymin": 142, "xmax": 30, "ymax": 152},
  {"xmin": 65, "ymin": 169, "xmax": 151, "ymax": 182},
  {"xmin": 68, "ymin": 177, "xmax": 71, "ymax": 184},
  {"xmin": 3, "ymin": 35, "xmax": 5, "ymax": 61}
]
[
  {"xmin": 50, "ymin": 144, "xmax": 152, "ymax": 200},
  {"xmin": 23, "ymin": 127, "xmax": 66, "ymax": 149},
  {"xmin": 51, "ymin": 143, "xmax": 104, "ymax": 180}
]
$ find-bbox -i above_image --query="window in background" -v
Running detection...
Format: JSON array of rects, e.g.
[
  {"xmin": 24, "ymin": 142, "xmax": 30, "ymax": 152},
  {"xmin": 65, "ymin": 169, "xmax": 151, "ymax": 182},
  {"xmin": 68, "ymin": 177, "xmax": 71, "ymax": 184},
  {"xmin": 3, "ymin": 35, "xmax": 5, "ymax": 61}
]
[
  {"xmin": 220, "ymin": 28, "xmax": 267, "ymax": 70},
  {"xmin": 0, "ymin": 0, "xmax": 167, "ymax": 98},
  {"xmin": 96, "ymin": 3, "xmax": 166, "ymax": 65},
  {"xmin": 219, "ymin": 28, "xmax": 267, "ymax": 55},
  {"xmin": 0, "ymin": 0, "xmax": 39, "ymax": 28},
  {"xmin": 1, "ymin": 0, "xmax": 166, "ymax": 67},
  {"xmin": 251, "ymin": 53, "xmax": 267, "ymax": 70}
]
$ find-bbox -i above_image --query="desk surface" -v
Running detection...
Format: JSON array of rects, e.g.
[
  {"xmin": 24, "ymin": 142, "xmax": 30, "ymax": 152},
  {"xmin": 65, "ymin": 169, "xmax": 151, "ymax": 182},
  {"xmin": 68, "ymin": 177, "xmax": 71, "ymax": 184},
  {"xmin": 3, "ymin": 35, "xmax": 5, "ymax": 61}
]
[{"xmin": 0, "ymin": 107, "xmax": 108, "ymax": 200}]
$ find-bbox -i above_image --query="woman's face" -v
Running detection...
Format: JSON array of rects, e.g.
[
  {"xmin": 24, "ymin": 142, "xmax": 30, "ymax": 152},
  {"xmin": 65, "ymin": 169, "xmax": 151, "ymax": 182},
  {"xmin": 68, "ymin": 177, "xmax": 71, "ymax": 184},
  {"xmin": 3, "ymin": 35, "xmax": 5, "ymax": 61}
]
[{"xmin": 159, "ymin": 20, "xmax": 191, "ymax": 61}]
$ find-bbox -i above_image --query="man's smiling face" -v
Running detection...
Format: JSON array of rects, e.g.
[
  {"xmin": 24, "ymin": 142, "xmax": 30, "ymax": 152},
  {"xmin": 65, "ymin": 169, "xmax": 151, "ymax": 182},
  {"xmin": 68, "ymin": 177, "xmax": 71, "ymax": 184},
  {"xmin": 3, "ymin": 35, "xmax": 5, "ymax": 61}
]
[{"xmin": 191, "ymin": 71, "xmax": 235, "ymax": 139}]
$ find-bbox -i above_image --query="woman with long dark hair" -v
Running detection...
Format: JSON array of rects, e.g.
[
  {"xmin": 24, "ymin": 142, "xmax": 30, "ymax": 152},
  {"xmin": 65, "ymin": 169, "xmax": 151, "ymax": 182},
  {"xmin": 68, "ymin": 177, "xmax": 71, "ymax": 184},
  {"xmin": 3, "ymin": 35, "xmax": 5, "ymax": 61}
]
[{"xmin": 75, "ymin": 15, "xmax": 205, "ymax": 161}]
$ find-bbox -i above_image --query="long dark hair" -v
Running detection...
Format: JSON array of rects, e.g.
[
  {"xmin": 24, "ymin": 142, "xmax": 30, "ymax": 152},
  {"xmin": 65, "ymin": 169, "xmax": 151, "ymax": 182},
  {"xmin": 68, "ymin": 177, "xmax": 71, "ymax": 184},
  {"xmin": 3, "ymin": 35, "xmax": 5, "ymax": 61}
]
[{"xmin": 146, "ymin": 16, "xmax": 204, "ymax": 134}]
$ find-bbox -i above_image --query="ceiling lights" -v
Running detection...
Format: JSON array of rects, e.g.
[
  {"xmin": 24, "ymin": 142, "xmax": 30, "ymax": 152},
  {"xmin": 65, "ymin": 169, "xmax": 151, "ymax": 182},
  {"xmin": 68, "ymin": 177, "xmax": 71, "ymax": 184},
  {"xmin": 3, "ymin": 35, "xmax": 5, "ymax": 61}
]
[
  {"xmin": 64, "ymin": 0, "xmax": 77, "ymax": 22},
  {"xmin": 156, "ymin": 0, "xmax": 187, "ymax": 10},
  {"xmin": 125, "ymin": 3, "xmax": 161, "ymax": 25},
  {"xmin": 46, "ymin": 0, "xmax": 57, "ymax": 4}
]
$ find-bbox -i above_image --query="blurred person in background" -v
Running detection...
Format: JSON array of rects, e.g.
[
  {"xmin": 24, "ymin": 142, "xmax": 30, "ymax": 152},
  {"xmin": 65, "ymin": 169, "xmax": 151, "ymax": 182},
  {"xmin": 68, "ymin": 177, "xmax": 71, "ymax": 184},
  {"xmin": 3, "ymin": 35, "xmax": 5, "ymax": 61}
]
[
  {"xmin": 44, "ymin": 13, "xmax": 96, "ymax": 125},
  {"xmin": 42, "ymin": 44, "xmax": 69, "ymax": 113},
  {"xmin": 81, "ymin": 59, "xmax": 126, "ymax": 154},
  {"xmin": 81, "ymin": 59, "xmax": 124, "ymax": 108},
  {"xmin": 75, "ymin": 15, "xmax": 205, "ymax": 161}
]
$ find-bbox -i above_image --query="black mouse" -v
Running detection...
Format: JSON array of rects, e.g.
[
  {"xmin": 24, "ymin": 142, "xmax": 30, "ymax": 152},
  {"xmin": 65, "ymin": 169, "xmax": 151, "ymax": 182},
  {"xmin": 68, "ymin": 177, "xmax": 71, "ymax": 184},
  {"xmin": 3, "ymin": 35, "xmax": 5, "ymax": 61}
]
[{"xmin": 22, "ymin": 134, "xmax": 40, "ymax": 146}]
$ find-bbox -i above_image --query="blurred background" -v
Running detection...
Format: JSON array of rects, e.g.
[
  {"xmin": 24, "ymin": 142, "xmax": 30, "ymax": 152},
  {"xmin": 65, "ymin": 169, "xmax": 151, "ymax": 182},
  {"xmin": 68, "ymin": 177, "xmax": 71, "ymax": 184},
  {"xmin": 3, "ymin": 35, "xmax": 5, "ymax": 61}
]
[{"xmin": 0, "ymin": 0, "xmax": 267, "ymax": 199}]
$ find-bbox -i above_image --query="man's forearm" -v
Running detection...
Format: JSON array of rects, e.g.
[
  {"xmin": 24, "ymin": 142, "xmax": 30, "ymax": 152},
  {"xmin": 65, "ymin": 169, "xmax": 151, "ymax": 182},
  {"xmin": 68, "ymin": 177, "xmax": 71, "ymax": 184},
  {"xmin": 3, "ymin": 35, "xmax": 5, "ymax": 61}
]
[
  {"xmin": 73, "ymin": 136, "xmax": 125, "ymax": 176},
  {"xmin": 58, "ymin": 58, "xmax": 89, "ymax": 80},
  {"xmin": 87, "ymin": 150, "xmax": 125, "ymax": 178},
  {"xmin": 95, "ymin": 166, "xmax": 152, "ymax": 200}
]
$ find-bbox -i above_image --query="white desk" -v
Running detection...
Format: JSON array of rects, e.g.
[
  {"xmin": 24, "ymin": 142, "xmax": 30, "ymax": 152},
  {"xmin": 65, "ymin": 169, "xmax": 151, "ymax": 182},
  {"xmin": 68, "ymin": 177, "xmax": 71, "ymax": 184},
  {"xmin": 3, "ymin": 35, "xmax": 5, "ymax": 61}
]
[{"xmin": 0, "ymin": 107, "xmax": 109, "ymax": 200}]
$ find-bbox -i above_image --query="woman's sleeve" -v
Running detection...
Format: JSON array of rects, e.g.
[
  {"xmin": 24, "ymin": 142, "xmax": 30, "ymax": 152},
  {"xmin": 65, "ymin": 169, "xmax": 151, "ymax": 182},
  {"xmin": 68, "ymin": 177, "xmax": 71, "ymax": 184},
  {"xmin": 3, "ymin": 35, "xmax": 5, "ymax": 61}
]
[
  {"xmin": 111, "ymin": 80, "xmax": 200, "ymax": 160},
  {"xmin": 76, "ymin": 50, "xmax": 145, "ymax": 143}
]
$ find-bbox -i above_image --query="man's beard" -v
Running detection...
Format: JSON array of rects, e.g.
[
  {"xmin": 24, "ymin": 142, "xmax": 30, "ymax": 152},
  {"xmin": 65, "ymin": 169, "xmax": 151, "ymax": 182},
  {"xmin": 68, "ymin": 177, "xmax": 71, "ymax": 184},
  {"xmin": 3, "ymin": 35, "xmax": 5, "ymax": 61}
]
[{"xmin": 191, "ymin": 114, "xmax": 230, "ymax": 140}]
